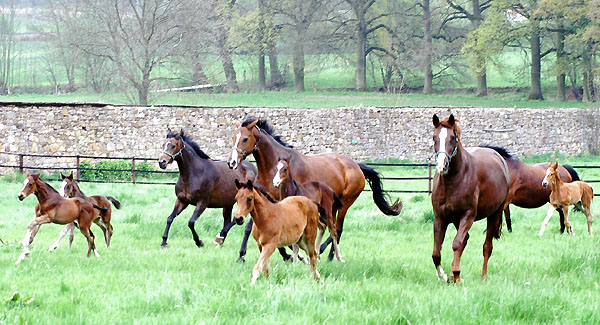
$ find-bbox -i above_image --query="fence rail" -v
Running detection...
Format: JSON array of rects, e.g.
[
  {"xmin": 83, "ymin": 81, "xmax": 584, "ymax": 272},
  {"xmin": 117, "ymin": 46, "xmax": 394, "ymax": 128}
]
[{"xmin": 2, "ymin": 151, "xmax": 600, "ymax": 196}]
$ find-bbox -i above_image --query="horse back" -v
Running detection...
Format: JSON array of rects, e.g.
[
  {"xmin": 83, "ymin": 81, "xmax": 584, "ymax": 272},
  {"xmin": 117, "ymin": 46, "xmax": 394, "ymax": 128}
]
[
  {"xmin": 300, "ymin": 153, "xmax": 364, "ymax": 196},
  {"xmin": 51, "ymin": 197, "xmax": 91, "ymax": 224}
]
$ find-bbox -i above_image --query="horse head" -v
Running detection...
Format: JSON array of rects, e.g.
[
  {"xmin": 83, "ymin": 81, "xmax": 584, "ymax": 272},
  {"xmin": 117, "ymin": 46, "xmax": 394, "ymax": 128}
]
[
  {"xmin": 59, "ymin": 171, "xmax": 76, "ymax": 197},
  {"xmin": 273, "ymin": 156, "xmax": 291, "ymax": 188},
  {"xmin": 228, "ymin": 119, "xmax": 259, "ymax": 169},
  {"xmin": 542, "ymin": 161, "xmax": 559, "ymax": 188},
  {"xmin": 159, "ymin": 129, "xmax": 185, "ymax": 169},
  {"xmin": 18, "ymin": 173, "xmax": 41, "ymax": 201},
  {"xmin": 234, "ymin": 179, "xmax": 255, "ymax": 225},
  {"xmin": 432, "ymin": 114, "xmax": 461, "ymax": 175}
]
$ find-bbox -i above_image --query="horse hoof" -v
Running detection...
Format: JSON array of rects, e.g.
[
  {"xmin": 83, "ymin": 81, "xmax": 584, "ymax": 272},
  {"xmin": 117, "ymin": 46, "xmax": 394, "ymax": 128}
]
[
  {"xmin": 214, "ymin": 235, "xmax": 225, "ymax": 246},
  {"xmin": 196, "ymin": 240, "xmax": 204, "ymax": 248},
  {"xmin": 161, "ymin": 243, "xmax": 169, "ymax": 248},
  {"xmin": 237, "ymin": 257, "xmax": 246, "ymax": 263}
]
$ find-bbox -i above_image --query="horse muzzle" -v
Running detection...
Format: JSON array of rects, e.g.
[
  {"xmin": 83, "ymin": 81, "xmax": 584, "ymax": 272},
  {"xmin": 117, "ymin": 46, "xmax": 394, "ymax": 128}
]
[
  {"xmin": 542, "ymin": 181, "xmax": 548, "ymax": 188},
  {"xmin": 158, "ymin": 159, "xmax": 168, "ymax": 170},
  {"xmin": 17, "ymin": 193, "xmax": 25, "ymax": 201},
  {"xmin": 234, "ymin": 216, "xmax": 245, "ymax": 225},
  {"xmin": 228, "ymin": 159, "xmax": 238, "ymax": 170}
]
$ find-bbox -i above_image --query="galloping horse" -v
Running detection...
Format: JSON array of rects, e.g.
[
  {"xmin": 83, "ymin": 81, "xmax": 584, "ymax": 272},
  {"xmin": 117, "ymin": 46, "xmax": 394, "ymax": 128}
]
[
  {"xmin": 540, "ymin": 161, "xmax": 593, "ymax": 236},
  {"xmin": 431, "ymin": 114, "xmax": 511, "ymax": 283},
  {"xmin": 228, "ymin": 119, "xmax": 402, "ymax": 261},
  {"xmin": 16, "ymin": 174, "xmax": 105, "ymax": 264},
  {"xmin": 48, "ymin": 172, "xmax": 120, "ymax": 251},
  {"xmin": 483, "ymin": 145, "xmax": 579, "ymax": 233},
  {"xmin": 273, "ymin": 156, "xmax": 344, "ymax": 262},
  {"xmin": 234, "ymin": 179, "xmax": 323, "ymax": 285},
  {"xmin": 158, "ymin": 129, "xmax": 257, "ymax": 248}
]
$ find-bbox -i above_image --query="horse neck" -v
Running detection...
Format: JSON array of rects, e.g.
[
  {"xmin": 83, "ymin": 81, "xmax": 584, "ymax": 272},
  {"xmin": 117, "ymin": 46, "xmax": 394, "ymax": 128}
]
[
  {"xmin": 551, "ymin": 174, "xmax": 564, "ymax": 197},
  {"xmin": 253, "ymin": 131, "xmax": 292, "ymax": 189},
  {"xmin": 442, "ymin": 143, "xmax": 468, "ymax": 179},
  {"xmin": 34, "ymin": 181, "xmax": 57, "ymax": 203},
  {"xmin": 174, "ymin": 143, "xmax": 205, "ymax": 180},
  {"xmin": 280, "ymin": 176, "xmax": 301, "ymax": 198},
  {"xmin": 248, "ymin": 189, "xmax": 274, "ymax": 229},
  {"xmin": 72, "ymin": 183, "xmax": 88, "ymax": 200}
]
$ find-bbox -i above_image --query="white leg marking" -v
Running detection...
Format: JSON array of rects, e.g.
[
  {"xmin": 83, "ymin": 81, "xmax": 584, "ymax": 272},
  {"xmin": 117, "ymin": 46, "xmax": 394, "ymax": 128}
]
[
  {"xmin": 436, "ymin": 128, "xmax": 448, "ymax": 174},
  {"xmin": 436, "ymin": 265, "xmax": 449, "ymax": 282},
  {"xmin": 539, "ymin": 205, "xmax": 555, "ymax": 236},
  {"xmin": 273, "ymin": 162, "xmax": 284, "ymax": 187},
  {"xmin": 94, "ymin": 249, "xmax": 100, "ymax": 258},
  {"xmin": 49, "ymin": 224, "xmax": 72, "ymax": 251}
]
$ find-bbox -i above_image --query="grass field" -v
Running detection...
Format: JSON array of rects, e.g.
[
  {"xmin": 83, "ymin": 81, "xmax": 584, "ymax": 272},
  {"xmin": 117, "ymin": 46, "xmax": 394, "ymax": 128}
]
[{"xmin": 1, "ymin": 154, "xmax": 600, "ymax": 324}]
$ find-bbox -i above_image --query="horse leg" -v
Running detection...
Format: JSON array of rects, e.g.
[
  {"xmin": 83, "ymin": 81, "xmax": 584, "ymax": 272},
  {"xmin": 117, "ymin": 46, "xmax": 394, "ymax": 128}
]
[
  {"xmin": 321, "ymin": 203, "xmax": 350, "ymax": 257},
  {"xmin": 298, "ymin": 235, "xmax": 321, "ymax": 282},
  {"xmin": 432, "ymin": 216, "xmax": 449, "ymax": 282},
  {"xmin": 558, "ymin": 209, "xmax": 566, "ymax": 234},
  {"xmin": 562, "ymin": 207, "xmax": 573, "ymax": 235},
  {"xmin": 101, "ymin": 209, "xmax": 113, "ymax": 247},
  {"xmin": 93, "ymin": 218, "xmax": 109, "ymax": 248},
  {"xmin": 538, "ymin": 205, "xmax": 555, "ymax": 236},
  {"xmin": 214, "ymin": 206, "xmax": 234, "ymax": 246},
  {"xmin": 68, "ymin": 222, "xmax": 76, "ymax": 249},
  {"xmin": 451, "ymin": 212, "xmax": 475, "ymax": 284},
  {"xmin": 482, "ymin": 211, "xmax": 502, "ymax": 280},
  {"xmin": 162, "ymin": 199, "xmax": 189, "ymax": 247},
  {"xmin": 251, "ymin": 243, "xmax": 276, "ymax": 285},
  {"xmin": 583, "ymin": 202, "xmax": 593, "ymax": 236},
  {"xmin": 188, "ymin": 203, "xmax": 207, "ymax": 248},
  {"xmin": 80, "ymin": 224, "xmax": 98, "ymax": 258},
  {"xmin": 504, "ymin": 206, "xmax": 512, "ymax": 233},
  {"xmin": 16, "ymin": 215, "xmax": 49, "ymax": 264},
  {"xmin": 49, "ymin": 223, "xmax": 73, "ymax": 251}
]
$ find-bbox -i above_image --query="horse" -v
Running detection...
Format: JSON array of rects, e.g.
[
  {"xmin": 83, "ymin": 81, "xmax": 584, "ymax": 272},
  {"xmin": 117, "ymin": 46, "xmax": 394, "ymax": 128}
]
[
  {"xmin": 482, "ymin": 145, "xmax": 580, "ymax": 233},
  {"xmin": 48, "ymin": 171, "xmax": 120, "ymax": 251},
  {"xmin": 540, "ymin": 161, "xmax": 594, "ymax": 236},
  {"xmin": 431, "ymin": 114, "xmax": 511, "ymax": 283},
  {"xmin": 157, "ymin": 129, "xmax": 258, "ymax": 248},
  {"xmin": 227, "ymin": 118, "xmax": 402, "ymax": 262},
  {"xmin": 15, "ymin": 173, "xmax": 106, "ymax": 264},
  {"xmin": 234, "ymin": 179, "xmax": 322, "ymax": 285},
  {"xmin": 273, "ymin": 156, "xmax": 344, "ymax": 262}
]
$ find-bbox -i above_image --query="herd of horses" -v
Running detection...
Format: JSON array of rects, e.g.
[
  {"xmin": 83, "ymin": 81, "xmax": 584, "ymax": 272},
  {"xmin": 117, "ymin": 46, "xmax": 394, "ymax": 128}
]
[{"xmin": 14, "ymin": 115, "xmax": 594, "ymax": 285}]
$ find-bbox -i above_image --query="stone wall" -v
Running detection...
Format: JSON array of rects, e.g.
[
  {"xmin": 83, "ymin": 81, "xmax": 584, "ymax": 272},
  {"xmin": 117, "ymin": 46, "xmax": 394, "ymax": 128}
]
[{"xmin": 1, "ymin": 102, "xmax": 598, "ymax": 172}]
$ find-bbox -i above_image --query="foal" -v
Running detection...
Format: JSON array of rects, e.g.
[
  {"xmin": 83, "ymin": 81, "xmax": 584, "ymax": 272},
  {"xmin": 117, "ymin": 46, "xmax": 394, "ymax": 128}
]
[
  {"xmin": 273, "ymin": 157, "xmax": 344, "ymax": 262},
  {"xmin": 49, "ymin": 172, "xmax": 120, "ymax": 251},
  {"xmin": 234, "ymin": 179, "xmax": 322, "ymax": 285},
  {"xmin": 16, "ymin": 174, "xmax": 105, "ymax": 264},
  {"xmin": 540, "ymin": 161, "xmax": 594, "ymax": 236}
]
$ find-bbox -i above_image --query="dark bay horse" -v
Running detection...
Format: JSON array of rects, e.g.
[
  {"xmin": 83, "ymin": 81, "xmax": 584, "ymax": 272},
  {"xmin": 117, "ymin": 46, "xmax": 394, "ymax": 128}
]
[
  {"xmin": 483, "ymin": 145, "xmax": 580, "ymax": 233},
  {"xmin": 431, "ymin": 114, "xmax": 511, "ymax": 283},
  {"xmin": 273, "ymin": 156, "xmax": 344, "ymax": 262},
  {"xmin": 228, "ymin": 118, "xmax": 402, "ymax": 261},
  {"xmin": 158, "ymin": 129, "xmax": 257, "ymax": 247},
  {"xmin": 234, "ymin": 179, "xmax": 322, "ymax": 285},
  {"xmin": 49, "ymin": 171, "xmax": 121, "ymax": 251},
  {"xmin": 16, "ymin": 174, "xmax": 106, "ymax": 264}
]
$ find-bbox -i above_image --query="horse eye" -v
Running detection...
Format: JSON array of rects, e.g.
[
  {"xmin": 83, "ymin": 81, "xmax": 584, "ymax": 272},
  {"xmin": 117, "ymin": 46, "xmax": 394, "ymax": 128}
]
[
  {"xmin": 247, "ymin": 198, "xmax": 252, "ymax": 203},
  {"xmin": 28, "ymin": 184, "xmax": 32, "ymax": 187},
  {"xmin": 242, "ymin": 138, "xmax": 248, "ymax": 143}
]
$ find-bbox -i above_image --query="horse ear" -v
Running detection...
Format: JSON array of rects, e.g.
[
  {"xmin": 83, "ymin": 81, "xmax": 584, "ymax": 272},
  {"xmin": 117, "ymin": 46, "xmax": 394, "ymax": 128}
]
[
  {"xmin": 60, "ymin": 172, "xmax": 65, "ymax": 180},
  {"xmin": 432, "ymin": 114, "xmax": 440, "ymax": 127},
  {"xmin": 547, "ymin": 161, "xmax": 552, "ymax": 167},
  {"xmin": 177, "ymin": 129, "xmax": 184, "ymax": 138},
  {"xmin": 448, "ymin": 114, "xmax": 455, "ymax": 126},
  {"xmin": 247, "ymin": 119, "xmax": 259, "ymax": 129},
  {"xmin": 235, "ymin": 179, "xmax": 242, "ymax": 189},
  {"xmin": 32, "ymin": 173, "xmax": 40, "ymax": 179},
  {"xmin": 553, "ymin": 162, "xmax": 558, "ymax": 170},
  {"xmin": 68, "ymin": 171, "xmax": 74, "ymax": 180},
  {"xmin": 246, "ymin": 179, "xmax": 254, "ymax": 189}
]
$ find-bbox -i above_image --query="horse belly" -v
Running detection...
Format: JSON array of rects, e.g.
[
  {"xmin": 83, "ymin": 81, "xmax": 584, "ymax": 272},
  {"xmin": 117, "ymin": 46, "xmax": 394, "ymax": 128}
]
[{"xmin": 53, "ymin": 202, "xmax": 79, "ymax": 224}]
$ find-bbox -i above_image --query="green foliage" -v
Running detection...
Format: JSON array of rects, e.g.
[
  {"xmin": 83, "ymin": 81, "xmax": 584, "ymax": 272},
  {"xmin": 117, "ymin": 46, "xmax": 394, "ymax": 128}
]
[
  {"xmin": 4, "ymin": 292, "xmax": 34, "ymax": 307},
  {"xmin": 79, "ymin": 160, "xmax": 162, "ymax": 182}
]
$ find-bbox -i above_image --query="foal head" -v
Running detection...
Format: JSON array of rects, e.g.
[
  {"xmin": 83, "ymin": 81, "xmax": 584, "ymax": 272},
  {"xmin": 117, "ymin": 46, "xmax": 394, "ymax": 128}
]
[
  {"xmin": 432, "ymin": 114, "xmax": 461, "ymax": 175},
  {"xmin": 18, "ymin": 173, "xmax": 41, "ymax": 201},
  {"xmin": 228, "ymin": 119, "xmax": 259, "ymax": 169},
  {"xmin": 234, "ymin": 179, "xmax": 256, "ymax": 225},
  {"xmin": 158, "ymin": 129, "xmax": 185, "ymax": 169},
  {"xmin": 542, "ymin": 161, "xmax": 559, "ymax": 188},
  {"xmin": 59, "ymin": 172, "xmax": 77, "ymax": 197},
  {"xmin": 272, "ymin": 157, "xmax": 291, "ymax": 188}
]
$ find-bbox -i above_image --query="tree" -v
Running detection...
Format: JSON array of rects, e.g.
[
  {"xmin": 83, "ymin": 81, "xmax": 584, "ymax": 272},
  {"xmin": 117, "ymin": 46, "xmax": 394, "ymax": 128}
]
[{"xmin": 0, "ymin": 0, "xmax": 17, "ymax": 94}]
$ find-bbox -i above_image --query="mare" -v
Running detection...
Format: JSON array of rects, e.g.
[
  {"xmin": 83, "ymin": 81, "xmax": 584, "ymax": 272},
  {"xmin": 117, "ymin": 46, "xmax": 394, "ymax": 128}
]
[
  {"xmin": 16, "ymin": 174, "xmax": 106, "ymax": 264},
  {"xmin": 158, "ymin": 129, "xmax": 257, "ymax": 248},
  {"xmin": 540, "ymin": 161, "xmax": 593, "ymax": 236},
  {"xmin": 483, "ymin": 145, "xmax": 580, "ymax": 233},
  {"xmin": 273, "ymin": 156, "xmax": 344, "ymax": 262},
  {"xmin": 431, "ymin": 114, "xmax": 511, "ymax": 283},
  {"xmin": 228, "ymin": 118, "xmax": 402, "ymax": 262},
  {"xmin": 49, "ymin": 171, "xmax": 121, "ymax": 251},
  {"xmin": 234, "ymin": 179, "xmax": 322, "ymax": 285}
]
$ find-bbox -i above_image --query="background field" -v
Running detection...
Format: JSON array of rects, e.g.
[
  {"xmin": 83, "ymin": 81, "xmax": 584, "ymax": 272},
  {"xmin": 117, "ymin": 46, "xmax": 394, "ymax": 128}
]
[{"xmin": 1, "ymin": 154, "xmax": 599, "ymax": 324}]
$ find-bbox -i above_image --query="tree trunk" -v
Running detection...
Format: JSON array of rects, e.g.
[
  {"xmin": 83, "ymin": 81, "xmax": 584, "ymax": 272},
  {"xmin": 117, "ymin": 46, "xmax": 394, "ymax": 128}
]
[
  {"xmin": 218, "ymin": 26, "xmax": 239, "ymax": 93},
  {"xmin": 138, "ymin": 74, "xmax": 150, "ymax": 106},
  {"xmin": 472, "ymin": 0, "xmax": 487, "ymax": 97},
  {"xmin": 293, "ymin": 27, "xmax": 306, "ymax": 92},
  {"xmin": 268, "ymin": 47, "xmax": 283, "ymax": 89},
  {"xmin": 258, "ymin": 52, "xmax": 266, "ymax": 91},
  {"xmin": 423, "ymin": 0, "xmax": 433, "ymax": 94},
  {"xmin": 528, "ymin": 24, "xmax": 543, "ymax": 100},
  {"xmin": 556, "ymin": 27, "xmax": 566, "ymax": 101},
  {"xmin": 583, "ymin": 48, "xmax": 595, "ymax": 102},
  {"xmin": 355, "ymin": 5, "xmax": 367, "ymax": 92},
  {"xmin": 192, "ymin": 60, "xmax": 208, "ymax": 84}
]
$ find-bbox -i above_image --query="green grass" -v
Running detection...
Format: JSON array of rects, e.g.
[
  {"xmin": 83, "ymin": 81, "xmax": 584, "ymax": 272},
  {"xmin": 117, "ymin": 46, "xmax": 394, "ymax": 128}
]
[{"xmin": 1, "ymin": 155, "xmax": 599, "ymax": 323}]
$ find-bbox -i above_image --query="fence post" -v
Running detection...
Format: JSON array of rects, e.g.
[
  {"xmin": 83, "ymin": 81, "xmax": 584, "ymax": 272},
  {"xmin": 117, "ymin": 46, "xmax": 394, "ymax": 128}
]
[
  {"xmin": 132, "ymin": 158, "xmax": 136, "ymax": 184},
  {"xmin": 18, "ymin": 154, "xmax": 24, "ymax": 174},
  {"xmin": 428, "ymin": 163, "xmax": 432, "ymax": 195},
  {"xmin": 76, "ymin": 155, "xmax": 81, "ymax": 181}
]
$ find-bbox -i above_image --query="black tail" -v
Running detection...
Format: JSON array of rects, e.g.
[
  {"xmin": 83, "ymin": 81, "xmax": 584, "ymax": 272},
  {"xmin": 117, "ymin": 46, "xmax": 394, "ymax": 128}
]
[
  {"xmin": 106, "ymin": 196, "xmax": 122, "ymax": 209},
  {"xmin": 332, "ymin": 193, "xmax": 343, "ymax": 213},
  {"xmin": 563, "ymin": 165, "xmax": 580, "ymax": 181},
  {"xmin": 92, "ymin": 204, "xmax": 109, "ymax": 213},
  {"xmin": 358, "ymin": 163, "xmax": 403, "ymax": 216},
  {"xmin": 316, "ymin": 204, "xmax": 327, "ymax": 225}
]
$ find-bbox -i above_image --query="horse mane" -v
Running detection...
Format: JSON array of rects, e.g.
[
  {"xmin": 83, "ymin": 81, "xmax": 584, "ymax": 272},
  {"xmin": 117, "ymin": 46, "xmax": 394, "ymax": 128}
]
[
  {"xmin": 479, "ymin": 145, "xmax": 514, "ymax": 159},
  {"xmin": 38, "ymin": 179, "xmax": 59, "ymax": 194},
  {"xmin": 167, "ymin": 130, "xmax": 210, "ymax": 159},
  {"xmin": 72, "ymin": 180, "xmax": 85, "ymax": 196},
  {"xmin": 242, "ymin": 118, "xmax": 293, "ymax": 148}
]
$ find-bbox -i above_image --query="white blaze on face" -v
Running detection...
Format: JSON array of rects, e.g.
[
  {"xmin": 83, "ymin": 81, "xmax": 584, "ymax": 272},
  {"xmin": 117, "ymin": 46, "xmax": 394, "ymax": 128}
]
[
  {"xmin": 436, "ymin": 127, "xmax": 448, "ymax": 173},
  {"xmin": 229, "ymin": 131, "xmax": 241, "ymax": 167},
  {"xmin": 273, "ymin": 162, "xmax": 284, "ymax": 187},
  {"xmin": 542, "ymin": 168, "xmax": 552, "ymax": 186},
  {"xmin": 59, "ymin": 180, "xmax": 68, "ymax": 197}
]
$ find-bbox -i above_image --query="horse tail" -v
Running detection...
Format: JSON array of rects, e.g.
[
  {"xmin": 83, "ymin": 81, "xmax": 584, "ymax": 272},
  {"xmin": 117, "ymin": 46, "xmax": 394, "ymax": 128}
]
[
  {"xmin": 316, "ymin": 203, "xmax": 327, "ymax": 225},
  {"xmin": 106, "ymin": 196, "xmax": 122, "ymax": 209},
  {"xmin": 563, "ymin": 165, "xmax": 580, "ymax": 181},
  {"xmin": 332, "ymin": 193, "xmax": 343, "ymax": 213},
  {"xmin": 358, "ymin": 163, "xmax": 403, "ymax": 216},
  {"xmin": 92, "ymin": 204, "xmax": 109, "ymax": 213}
]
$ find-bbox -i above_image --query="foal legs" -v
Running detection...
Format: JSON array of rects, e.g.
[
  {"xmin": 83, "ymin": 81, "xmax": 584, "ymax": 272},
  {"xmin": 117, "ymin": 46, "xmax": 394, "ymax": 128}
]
[
  {"xmin": 251, "ymin": 244, "xmax": 276, "ymax": 285},
  {"xmin": 238, "ymin": 218, "xmax": 292, "ymax": 263},
  {"xmin": 562, "ymin": 207, "xmax": 574, "ymax": 235},
  {"xmin": 80, "ymin": 226, "xmax": 99, "ymax": 257},
  {"xmin": 538, "ymin": 205, "xmax": 556, "ymax": 236},
  {"xmin": 49, "ymin": 223, "xmax": 75, "ymax": 251},
  {"xmin": 93, "ymin": 218, "xmax": 109, "ymax": 247},
  {"xmin": 16, "ymin": 215, "xmax": 51, "ymax": 264}
]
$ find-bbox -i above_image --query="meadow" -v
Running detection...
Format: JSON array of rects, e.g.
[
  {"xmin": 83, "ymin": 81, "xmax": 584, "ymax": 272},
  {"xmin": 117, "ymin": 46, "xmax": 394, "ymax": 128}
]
[{"xmin": 1, "ymin": 154, "xmax": 599, "ymax": 324}]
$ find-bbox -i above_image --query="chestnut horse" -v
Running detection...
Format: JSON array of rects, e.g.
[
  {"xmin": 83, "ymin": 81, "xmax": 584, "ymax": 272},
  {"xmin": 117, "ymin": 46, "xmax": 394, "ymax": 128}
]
[
  {"xmin": 16, "ymin": 174, "xmax": 106, "ymax": 264},
  {"xmin": 540, "ymin": 161, "xmax": 593, "ymax": 236},
  {"xmin": 234, "ymin": 179, "xmax": 322, "ymax": 285},
  {"xmin": 273, "ymin": 156, "xmax": 344, "ymax": 262},
  {"xmin": 48, "ymin": 172, "xmax": 121, "ymax": 251},
  {"xmin": 431, "ymin": 114, "xmax": 511, "ymax": 283},
  {"xmin": 483, "ymin": 145, "xmax": 580, "ymax": 233},
  {"xmin": 228, "ymin": 119, "xmax": 402, "ymax": 261},
  {"xmin": 158, "ymin": 129, "xmax": 257, "ymax": 248}
]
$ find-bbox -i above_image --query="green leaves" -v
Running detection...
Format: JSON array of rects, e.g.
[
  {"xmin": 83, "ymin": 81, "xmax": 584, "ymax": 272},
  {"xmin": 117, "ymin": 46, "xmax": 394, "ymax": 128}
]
[{"xmin": 4, "ymin": 291, "xmax": 34, "ymax": 307}]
